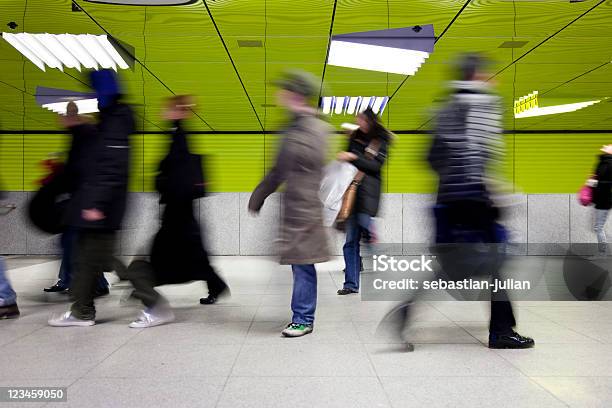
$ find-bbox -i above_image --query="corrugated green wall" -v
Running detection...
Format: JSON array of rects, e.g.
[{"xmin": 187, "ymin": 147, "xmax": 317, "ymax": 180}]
[{"xmin": 1, "ymin": 133, "xmax": 609, "ymax": 193}]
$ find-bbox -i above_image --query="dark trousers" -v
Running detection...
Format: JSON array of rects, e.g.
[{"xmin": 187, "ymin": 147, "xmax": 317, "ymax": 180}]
[
  {"xmin": 434, "ymin": 201, "xmax": 516, "ymax": 334},
  {"xmin": 70, "ymin": 230, "xmax": 117, "ymax": 320},
  {"xmin": 59, "ymin": 227, "xmax": 109, "ymax": 291},
  {"xmin": 117, "ymin": 260, "xmax": 163, "ymax": 309}
]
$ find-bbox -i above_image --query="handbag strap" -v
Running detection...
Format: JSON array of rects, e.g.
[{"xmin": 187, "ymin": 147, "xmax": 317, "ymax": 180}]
[{"xmin": 353, "ymin": 138, "xmax": 382, "ymax": 184}]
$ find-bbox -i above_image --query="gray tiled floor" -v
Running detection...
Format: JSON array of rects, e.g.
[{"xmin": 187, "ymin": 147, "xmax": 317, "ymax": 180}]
[{"xmin": 2, "ymin": 256, "xmax": 612, "ymax": 407}]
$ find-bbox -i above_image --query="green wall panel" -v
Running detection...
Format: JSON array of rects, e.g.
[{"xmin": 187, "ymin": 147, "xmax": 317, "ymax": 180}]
[
  {"xmin": 0, "ymin": 134, "xmax": 24, "ymax": 191},
  {"xmin": 3, "ymin": 131, "xmax": 610, "ymax": 194}
]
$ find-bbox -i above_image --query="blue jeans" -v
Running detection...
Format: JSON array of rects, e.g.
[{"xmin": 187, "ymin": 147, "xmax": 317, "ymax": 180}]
[
  {"xmin": 0, "ymin": 256, "xmax": 17, "ymax": 306},
  {"xmin": 58, "ymin": 228, "xmax": 108, "ymax": 290},
  {"xmin": 342, "ymin": 212, "xmax": 372, "ymax": 291},
  {"xmin": 594, "ymin": 209, "xmax": 609, "ymax": 254},
  {"xmin": 291, "ymin": 264, "xmax": 317, "ymax": 325}
]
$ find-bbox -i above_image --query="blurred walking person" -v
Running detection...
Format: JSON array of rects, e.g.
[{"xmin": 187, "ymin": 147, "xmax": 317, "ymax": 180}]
[
  {"xmin": 248, "ymin": 71, "xmax": 331, "ymax": 337},
  {"xmin": 120, "ymin": 95, "xmax": 229, "ymax": 328},
  {"xmin": 49, "ymin": 70, "xmax": 134, "ymax": 327},
  {"xmin": 428, "ymin": 53, "xmax": 533, "ymax": 349},
  {"xmin": 42, "ymin": 102, "xmax": 110, "ymax": 296},
  {"xmin": 592, "ymin": 145, "xmax": 612, "ymax": 256},
  {"xmin": 336, "ymin": 107, "xmax": 390, "ymax": 295},
  {"xmin": 380, "ymin": 53, "xmax": 534, "ymax": 350}
]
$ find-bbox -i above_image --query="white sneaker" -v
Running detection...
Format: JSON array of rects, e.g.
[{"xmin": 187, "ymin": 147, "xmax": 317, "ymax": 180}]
[
  {"xmin": 129, "ymin": 307, "xmax": 175, "ymax": 328},
  {"xmin": 48, "ymin": 311, "xmax": 95, "ymax": 327}
]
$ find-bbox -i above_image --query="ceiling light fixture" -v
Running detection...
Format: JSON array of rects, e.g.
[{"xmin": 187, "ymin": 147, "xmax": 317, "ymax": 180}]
[
  {"xmin": 1, "ymin": 32, "xmax": 130, "ymax": 72},
  {"xmin": 84, "ymin": 0, "xmax": 198, "ymax": 5},
  {"xmin": 320, "ymin": 96, "xmax": 389, "ymax": 116},
  {"xmin": 327, "ymin": 25, "xmax": 435, "ymax": 76},
  {"xmin": 35, "ymin": 86, "xmax": 98, "ymax": 115},
  {"xmin": 43, "ymin": 98, "xmax": 99, "ymax": 115},
  {"xmin": 514, "ymin": 100, "xmax": 602, "ymax": 118}
]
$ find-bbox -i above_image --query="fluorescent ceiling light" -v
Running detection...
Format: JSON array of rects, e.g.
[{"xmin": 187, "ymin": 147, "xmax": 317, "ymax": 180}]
[
  {"xmin": 327, "ymin": 25, "xmax": 435, "ymax": 76},
  {"xmin": 319, "ymin": 96, "xmax": 389, "ymax": 116},
  {"xmin": 514, "ymin": 100, "xmax": 602, "ymax": 118},
  {"xmin": 84, "ymin": 0, "xmax": 197, "ymax": 4},
  {"xmin": 346, "ymin": 97, "xmax": 359, "ymax": 115},
  {"xmin": 335, "ymin": 97, "xmax": 346, "ymax": 115},
  {"xmin": 1, "ymin": 33, "xmax": 130, "ymax": 72},
  {"xmin": 42, "ymin": 98, "xmax": 99, "ymax": 115},
  {"xmin": 321, "ymin": 97, "xmax": 333, "ymax": 115},
  {"xmin": 35, "ymin": 86, "xmax": 98, "ymax": 115}
]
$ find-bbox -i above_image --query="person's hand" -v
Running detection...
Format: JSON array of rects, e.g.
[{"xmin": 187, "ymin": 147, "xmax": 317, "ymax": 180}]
[
  {"xmin": 337, "ymin": 151, "xmax": 357, "ymax": 162},
  {"xmin": 82, "ymin": 208, "xmax": 105, "ymax": 221}
]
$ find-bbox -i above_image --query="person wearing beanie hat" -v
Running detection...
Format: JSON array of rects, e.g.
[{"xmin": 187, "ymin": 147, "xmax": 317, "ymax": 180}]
[{"xmin": 249, "ymin": 70, "xmax": 331, "ymax": 337}]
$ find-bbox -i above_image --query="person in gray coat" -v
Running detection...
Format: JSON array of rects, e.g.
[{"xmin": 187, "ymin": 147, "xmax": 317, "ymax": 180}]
[{"xmin": 248, "ymin": 71, "xmax": 331, "ymax": 337}]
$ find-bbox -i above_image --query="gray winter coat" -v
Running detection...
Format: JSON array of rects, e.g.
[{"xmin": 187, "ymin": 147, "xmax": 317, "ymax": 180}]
[{"xmin": 248, "ymin": 112, "xmax": 331, "ymax": 265}]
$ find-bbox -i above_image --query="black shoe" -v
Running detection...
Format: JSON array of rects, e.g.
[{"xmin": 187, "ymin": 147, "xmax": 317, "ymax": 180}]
[
  {"xmin": 44, "ymin": 282, "xmax": 69, "ymax": 293},
  {"xmin": 94, "ymin": 286, "xmax": 110, "ymax": 298},
  {"xmin": 488, "ymin": 331, "xmax": 535, "ymax": 349},
  {"xmin": 337, "ymin": 288, "xmax": 359, "ymax": 295},
  {"xmin": 200, "ymin": 285, "xmax": 230, "ymax": 305},
  {"xmin": 0, "ymin": 303, "xmax": 20, "ymax": 319}
]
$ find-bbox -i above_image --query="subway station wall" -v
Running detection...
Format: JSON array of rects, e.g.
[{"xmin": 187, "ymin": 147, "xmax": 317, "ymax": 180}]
[{"xmin": 1, "ymin": 133, "xmax": 610, "ymax": 193}]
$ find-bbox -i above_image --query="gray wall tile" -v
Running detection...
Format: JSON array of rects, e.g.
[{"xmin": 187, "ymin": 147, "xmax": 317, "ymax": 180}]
[
  {"xmin": 376, "ymin": 193, "xmax": 403, "ymax": 244},
  {"xmin": 200, "ymin": 193, "xmax": 240, "ymax": 256},
  {"xmin": 0, "ymin": 192, "xmax": 27, "ymax": 255},
  {"xmin": 402, "ymin": 194, "xmax": 435, "ymax": 255},
  {"xmin": 527, "ymin": 194, "xmax": 570, "ymax": 255},
  {"xmin": 239, "ymin": 192, "xmax": 280, "ymax": 255},
  {"xmin": 120, "ymin": 193, "xmax": 160, "ymax": 256}
]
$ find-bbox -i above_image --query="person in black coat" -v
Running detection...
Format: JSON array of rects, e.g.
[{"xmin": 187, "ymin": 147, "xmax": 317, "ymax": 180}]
[
  {"xmin": 336, "ymin": 107, "xmax": 390, "ymax": 295},
  {"xmin": 43, "ymin": 102, "xmax": 110, "ymax": 295},
  {"xmin": 593, "ymin": 145, "xmax": 612, "ymax": 255},
  {"xmin": 119, "ymin": 95, "xmax": 228, "ymax": 328},
  {"xmin": 49, "ymin": 70, "xmax": 134, "ymax": 327}
]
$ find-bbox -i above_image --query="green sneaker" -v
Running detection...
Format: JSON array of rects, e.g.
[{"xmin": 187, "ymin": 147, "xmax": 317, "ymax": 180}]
[{"xmin": 281, "ymin": 323, "xmax": 313, "ymax": 337}]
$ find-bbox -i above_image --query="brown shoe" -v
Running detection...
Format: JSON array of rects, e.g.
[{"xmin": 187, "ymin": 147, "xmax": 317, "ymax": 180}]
[{"xmin": 0, "ymin": 303, "xmax": 20, "ymax": 319}]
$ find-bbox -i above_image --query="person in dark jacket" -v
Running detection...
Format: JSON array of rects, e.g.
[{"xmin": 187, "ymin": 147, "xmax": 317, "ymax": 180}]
[
  {"xmin": 381, "ymin": 53, "xmax": 533, "ymax": 350},
  {"xmin": 248, "ymin": 70, "xmax": 331, "ymax": 337},
  {"xmin": 593, "ymin": 145, "xmax": 612, "ymax": 255},
  {"xmin": 49, "ymin": 70, "xmax": 134, "ymax": 327},
  {"xmin": 337, "ymin": 107, "xmax": 390, "ymax": 295},
  {"xmin": 43, "ymin": 102, "xmax": 110, "ymax": 296},
  {"xmin": 119, "ymin": 95, "xmax": 229, "ymax": 328}
]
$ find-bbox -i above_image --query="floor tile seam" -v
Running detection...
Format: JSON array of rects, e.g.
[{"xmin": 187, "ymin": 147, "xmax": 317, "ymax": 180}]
[
  {"xmin": 213, "ymin": 299, "xmax": 256, "ymax": 408},
  {"xmin": 0, "ymin": 324, "xmax": 46, "ymax": 348},
  {"xmin": 492, "ymin": 348, "xmax": 572, "ymax": 407},
  {"xmin": 354, "ymin": 319, "xmax": 407, "ymax": 408},
  {"xmin": 68, "ymin": 327, "xmax": 146, "ymax": 382}
]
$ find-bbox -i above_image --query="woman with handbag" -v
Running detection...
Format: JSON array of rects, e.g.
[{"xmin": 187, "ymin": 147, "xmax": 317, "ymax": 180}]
[
  {"xmin": 336, "ymin": 108, "xmax": 391, "ymax": 295},
  {"xmin": 593, "ymin": 144, "xmax": 612, "ymax": 256}
]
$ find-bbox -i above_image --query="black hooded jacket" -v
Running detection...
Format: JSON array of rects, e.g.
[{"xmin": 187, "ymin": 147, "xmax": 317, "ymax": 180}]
[
  {"xmin": 66, "ymin": 102, "xmax": 135, "ymax": 230},
  {"xmin": 347, "ymin": 128, "xmax": 389, "ymax": 217},
  {"xmin": 594, "ymin": 153, "xmax": 612, "ymax": 210}
]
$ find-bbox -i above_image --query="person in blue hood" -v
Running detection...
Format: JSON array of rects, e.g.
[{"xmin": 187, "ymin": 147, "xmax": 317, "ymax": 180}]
[{"xmin": 49, "ymin": 69, "xmax": 135, "ymax": 327}]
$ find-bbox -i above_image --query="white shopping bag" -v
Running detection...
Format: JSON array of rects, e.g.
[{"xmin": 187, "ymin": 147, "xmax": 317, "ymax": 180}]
[{"xmin": 319, "ymin": 160, "xmax": 358, "ymax": 227}]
